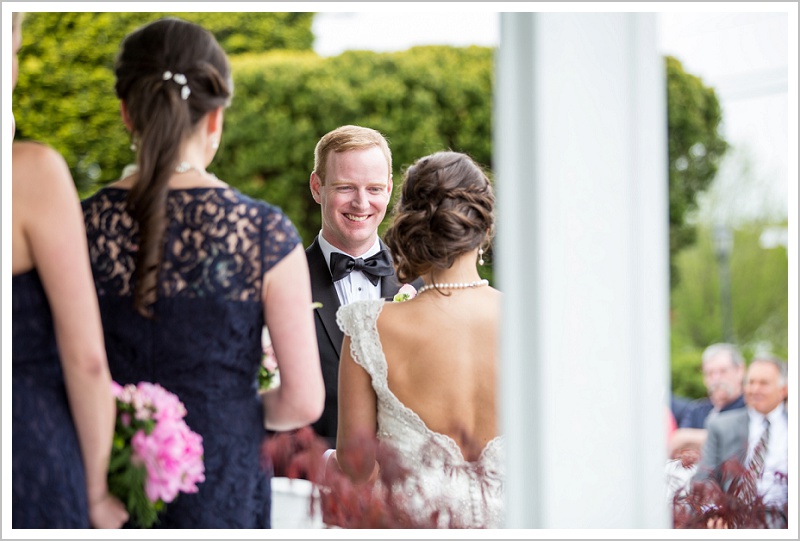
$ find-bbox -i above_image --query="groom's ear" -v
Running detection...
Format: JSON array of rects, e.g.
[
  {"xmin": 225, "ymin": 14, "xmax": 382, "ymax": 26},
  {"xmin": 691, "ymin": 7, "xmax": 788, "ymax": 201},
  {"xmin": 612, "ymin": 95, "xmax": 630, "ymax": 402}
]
[{"xmin": 310, "ymin": 172, "xmax": 322, "ymax": 204}]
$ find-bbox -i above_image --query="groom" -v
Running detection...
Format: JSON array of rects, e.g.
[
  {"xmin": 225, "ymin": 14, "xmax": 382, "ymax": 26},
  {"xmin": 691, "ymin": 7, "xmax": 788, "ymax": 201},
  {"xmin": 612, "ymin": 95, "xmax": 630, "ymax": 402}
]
[{"xmin": 306, "ymin": 125, "xmax": 420, "ymax": 449}]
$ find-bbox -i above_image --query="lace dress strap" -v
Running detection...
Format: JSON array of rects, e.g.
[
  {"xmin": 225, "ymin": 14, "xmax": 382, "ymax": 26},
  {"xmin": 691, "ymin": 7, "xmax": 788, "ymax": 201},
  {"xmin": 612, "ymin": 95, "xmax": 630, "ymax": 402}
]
[{"xmin": 335, "ymin": 299, "xmax": 387, "ymax": 385}]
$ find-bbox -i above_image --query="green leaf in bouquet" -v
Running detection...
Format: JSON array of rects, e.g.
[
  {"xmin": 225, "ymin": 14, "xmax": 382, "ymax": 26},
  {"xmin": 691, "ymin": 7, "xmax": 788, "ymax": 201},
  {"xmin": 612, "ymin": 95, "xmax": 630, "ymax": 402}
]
[{"xmin": 109, "ymin": 461, "xmax": 161, "ymax": 528}]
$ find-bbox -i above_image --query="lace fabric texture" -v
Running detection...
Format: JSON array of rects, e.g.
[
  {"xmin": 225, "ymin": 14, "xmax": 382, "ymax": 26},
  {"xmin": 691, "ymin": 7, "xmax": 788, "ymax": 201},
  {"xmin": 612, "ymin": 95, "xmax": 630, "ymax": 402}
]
[
  {"xmin": 12, "ymin": 270, "xmax": 90, "ymax": 528},
  {"xmin": 337, "ymin": 299, "xmax": 505, "ymax": 528},
  {"xmin": 82, "ymin": 186, "xmax": 300, "ymax": 528}
]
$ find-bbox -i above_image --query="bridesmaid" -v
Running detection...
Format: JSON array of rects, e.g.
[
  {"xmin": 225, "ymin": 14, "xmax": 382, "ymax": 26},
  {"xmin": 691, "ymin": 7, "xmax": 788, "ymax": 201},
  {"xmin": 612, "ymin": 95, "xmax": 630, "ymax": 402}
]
[
  {"xmin": 81, "ymin": 17, "xmax": 324, "ymax": 527},
  {"xmin": 11, "ymin": 11, "xmax": 127, "ymax": 528}
]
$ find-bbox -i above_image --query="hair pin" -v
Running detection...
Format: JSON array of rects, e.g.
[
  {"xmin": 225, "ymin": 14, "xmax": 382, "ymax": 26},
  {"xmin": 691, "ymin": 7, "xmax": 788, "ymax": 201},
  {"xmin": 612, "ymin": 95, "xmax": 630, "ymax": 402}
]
[{"xmin": 162, "ymin": 70, "xmax": 191, "ymax": 100}]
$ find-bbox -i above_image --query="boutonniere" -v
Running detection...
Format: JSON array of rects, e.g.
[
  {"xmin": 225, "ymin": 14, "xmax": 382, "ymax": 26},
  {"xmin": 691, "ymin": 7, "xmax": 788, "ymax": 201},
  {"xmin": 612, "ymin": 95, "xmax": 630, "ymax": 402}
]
[{"xmin": 393, "ymin": 284, "xmax": 417, "ymax": 303}]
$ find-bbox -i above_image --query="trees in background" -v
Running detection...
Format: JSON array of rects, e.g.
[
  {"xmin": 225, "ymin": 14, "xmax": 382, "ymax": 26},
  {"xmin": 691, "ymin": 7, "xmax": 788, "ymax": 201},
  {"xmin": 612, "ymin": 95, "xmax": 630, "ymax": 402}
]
[
  {"xmin": 670, "ymin": 222, "xmax": 788, "ymax": 398},
  {"xmin": 12, "ymin": 12, "xmax": 314, "ymax": 194},
  {"xmin": 15, "ymin": 12, "xmax": 785, "ymax": 395},
  {"xmin": 665, "ymin": 56, "xmax": 729, "ymax": 289},
  {"xmin": 216, "ymin": 46, "xmax": 493, "ymax": 244}
]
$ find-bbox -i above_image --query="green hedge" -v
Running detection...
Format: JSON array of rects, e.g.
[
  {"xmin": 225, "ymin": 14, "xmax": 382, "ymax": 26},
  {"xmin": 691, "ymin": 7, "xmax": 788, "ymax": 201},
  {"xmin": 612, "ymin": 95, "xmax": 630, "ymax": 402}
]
[
  {"xmin": 13, "ymin": 12, "xmax": 314, "ymax": 194},
  {"xmin": 14, "ymin": 13, "xmax": 738, "ymax": 391},
  {"xmin": 213, "ymin": 46, "xmax": 494, "ymax": 245}
]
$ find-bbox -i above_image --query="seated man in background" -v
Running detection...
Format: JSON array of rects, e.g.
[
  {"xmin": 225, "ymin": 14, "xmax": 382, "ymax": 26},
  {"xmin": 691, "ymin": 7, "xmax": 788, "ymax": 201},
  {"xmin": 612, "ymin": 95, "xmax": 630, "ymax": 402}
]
[
  {"xmin": 692, "ymin": 356, "xmax": 788, "ymax": 528},
  {"xmin": 669, "ymin": 343, "xmax": 746, "ymax": 461}
]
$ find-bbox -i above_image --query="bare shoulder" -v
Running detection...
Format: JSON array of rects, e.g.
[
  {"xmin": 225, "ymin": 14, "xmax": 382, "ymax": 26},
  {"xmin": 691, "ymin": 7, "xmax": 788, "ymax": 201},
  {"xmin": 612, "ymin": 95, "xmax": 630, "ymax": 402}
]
[
  {"xmin": 375, "ymin": 297, "xmax": 415, "ymax": 329},
  {"xmin": 13, "ymin": 141, "xmax": 75, "ymax": 194},
  {"xmin": 13, "ymin": 140, "xmax": 68, "ymax": 168}
]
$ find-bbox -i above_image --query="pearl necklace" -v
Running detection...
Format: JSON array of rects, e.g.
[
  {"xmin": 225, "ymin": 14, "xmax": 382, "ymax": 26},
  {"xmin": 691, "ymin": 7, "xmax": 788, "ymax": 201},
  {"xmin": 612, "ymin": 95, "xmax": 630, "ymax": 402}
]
[
  {"xmin": 175, "ymin": 161, "xmax": 204, "ymax": 174},
  {"xmin": 417, "ymin": 279, "xmax": 489, "ymax": 295},
  {"xmin": 175, "ymin": 161, "xmax": 219, "ymax": 181}
]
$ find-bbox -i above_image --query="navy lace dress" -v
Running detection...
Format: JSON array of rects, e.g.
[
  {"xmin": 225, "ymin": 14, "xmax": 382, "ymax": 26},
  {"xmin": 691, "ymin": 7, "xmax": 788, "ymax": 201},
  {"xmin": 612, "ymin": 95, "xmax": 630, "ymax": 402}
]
[
  {"xmin": 82, "ymin": 187, "xmax": 301, "ymax": 528},
  {"xmin": 12, "ymin": 270, "xmax": 91, "ymax": 528}
]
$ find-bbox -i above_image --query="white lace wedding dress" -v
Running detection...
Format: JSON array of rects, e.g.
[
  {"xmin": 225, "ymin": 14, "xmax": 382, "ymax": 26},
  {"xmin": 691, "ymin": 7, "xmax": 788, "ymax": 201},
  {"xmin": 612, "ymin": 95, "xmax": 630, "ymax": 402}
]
[{"xmin": 337, "ymin": 299, "xmax": 505, "ymax": 528}]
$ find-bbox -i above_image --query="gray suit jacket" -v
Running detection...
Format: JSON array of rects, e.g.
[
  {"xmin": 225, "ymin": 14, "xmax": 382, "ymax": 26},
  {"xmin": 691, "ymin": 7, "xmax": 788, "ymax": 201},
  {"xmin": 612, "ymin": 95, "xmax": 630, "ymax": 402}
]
[{"xmin": 692, "ymin": 407, "xmax": 749, "ymax": 485}]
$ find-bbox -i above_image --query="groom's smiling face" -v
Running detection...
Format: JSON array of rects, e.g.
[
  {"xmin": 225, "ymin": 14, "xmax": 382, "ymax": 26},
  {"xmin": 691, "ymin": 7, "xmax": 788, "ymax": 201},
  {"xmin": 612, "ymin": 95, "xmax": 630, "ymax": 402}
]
[{"xmin": 311, "ymin": 146, "xmax": 392, "ymax": 257}]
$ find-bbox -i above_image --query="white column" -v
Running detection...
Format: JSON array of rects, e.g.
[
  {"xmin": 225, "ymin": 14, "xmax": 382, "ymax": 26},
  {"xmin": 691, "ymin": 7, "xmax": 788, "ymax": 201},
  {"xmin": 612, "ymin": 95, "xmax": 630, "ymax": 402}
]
[{"xmin": 496, "ymin": 12, "xmax": 671, "ymax": 528}]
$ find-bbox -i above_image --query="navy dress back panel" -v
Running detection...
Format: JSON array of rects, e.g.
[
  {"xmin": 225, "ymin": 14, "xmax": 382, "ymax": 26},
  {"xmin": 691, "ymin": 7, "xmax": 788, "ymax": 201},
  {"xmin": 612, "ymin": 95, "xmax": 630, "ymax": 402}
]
[
  {"xmin": 12, "ymin": 270, "xmax": 90, "ymax": 528},
  {"xmin": 82, "ymin": 186, "xmax": 301, "ymax": 528}
]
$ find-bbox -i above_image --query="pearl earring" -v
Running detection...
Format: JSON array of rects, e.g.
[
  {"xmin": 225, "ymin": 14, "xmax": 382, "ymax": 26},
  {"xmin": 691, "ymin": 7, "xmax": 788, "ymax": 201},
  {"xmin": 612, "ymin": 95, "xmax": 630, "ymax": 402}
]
[
  {"xmin": 478, "ymin": 247, "xmax": 485, "ymax": 266},
  {"xmin": 211, "ymin": 137, "xmax": 219, "ymax": 150}
]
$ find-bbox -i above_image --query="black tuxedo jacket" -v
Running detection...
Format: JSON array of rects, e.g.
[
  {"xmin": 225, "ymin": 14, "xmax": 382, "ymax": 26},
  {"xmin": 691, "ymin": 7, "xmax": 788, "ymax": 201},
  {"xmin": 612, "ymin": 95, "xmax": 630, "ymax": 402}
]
[{"xmin": 305, "ymin": 235, "xmax": 422, "ymax": 448}]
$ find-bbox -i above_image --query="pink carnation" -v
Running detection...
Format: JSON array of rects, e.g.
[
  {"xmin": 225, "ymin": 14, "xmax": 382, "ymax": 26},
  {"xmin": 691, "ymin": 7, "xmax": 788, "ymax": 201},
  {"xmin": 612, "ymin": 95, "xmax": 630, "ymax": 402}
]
[
  {"xmin": 131, "ymin": 417, "xmax": 205, "ymax": 504},
  {"xmin": 111, "ymin": 380, "xmax": 205, "ymax": 524},
  {"xmin": 137, "ymin": 382, "xmax": 187, "ymax": 422},
  {"xmin": 262, "ymin": 343, "xmax": 278, "ymax": 372}
]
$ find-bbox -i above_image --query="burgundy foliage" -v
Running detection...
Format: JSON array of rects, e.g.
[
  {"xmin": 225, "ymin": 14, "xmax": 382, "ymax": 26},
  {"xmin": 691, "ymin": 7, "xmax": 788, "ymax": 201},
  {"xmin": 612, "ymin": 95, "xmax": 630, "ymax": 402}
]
[
  {"xmin": 262, "ymin": 427, "xmax": 488, "ymax": 529},
  {"xmin": 672, "ymin": 457, "xmax": 788, "ymax": 529}
]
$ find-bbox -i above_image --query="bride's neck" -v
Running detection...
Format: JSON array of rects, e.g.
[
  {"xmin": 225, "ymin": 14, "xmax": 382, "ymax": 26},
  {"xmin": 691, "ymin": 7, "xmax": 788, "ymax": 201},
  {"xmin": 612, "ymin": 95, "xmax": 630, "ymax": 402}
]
[{"xmin": 422, "ymin": 250, "xmax": 482, "ymax": 285}]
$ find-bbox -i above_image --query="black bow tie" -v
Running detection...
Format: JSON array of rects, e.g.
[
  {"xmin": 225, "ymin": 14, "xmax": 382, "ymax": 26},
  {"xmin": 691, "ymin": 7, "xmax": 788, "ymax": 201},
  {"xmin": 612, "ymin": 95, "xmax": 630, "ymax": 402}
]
[{"xmin": 329, "ymin": 250, "xmax": 394, "ymax": 286}]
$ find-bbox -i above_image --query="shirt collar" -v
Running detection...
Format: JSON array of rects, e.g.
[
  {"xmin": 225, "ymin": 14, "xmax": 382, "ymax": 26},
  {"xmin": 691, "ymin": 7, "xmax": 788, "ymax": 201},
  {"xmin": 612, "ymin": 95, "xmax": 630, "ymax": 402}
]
[
  {"xmin": 317, "ymin": 231, "xmax": 381, "ymax": 270},
  {"xmin": 747, "ymin": 401, "xmax": 786, "ymax": 424}
]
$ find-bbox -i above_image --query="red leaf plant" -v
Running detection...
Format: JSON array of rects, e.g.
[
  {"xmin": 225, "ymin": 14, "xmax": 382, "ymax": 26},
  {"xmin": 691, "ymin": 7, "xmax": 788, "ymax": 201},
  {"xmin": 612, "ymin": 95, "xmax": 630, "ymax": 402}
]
[
  {"xmin": 262, "ymin": 427, "xmax": 501, "ymax": 529},
  {"xmin": 672, "ymin": 457, "xmax": 788, "ymax": 529}
]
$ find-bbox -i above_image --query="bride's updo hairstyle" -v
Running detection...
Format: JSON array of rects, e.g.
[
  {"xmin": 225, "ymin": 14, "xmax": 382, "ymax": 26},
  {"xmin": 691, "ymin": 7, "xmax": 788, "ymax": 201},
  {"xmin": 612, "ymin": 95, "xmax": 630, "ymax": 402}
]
[
  {"xmin": 114, "ymin": 17, "xmax": 232, "ymax": 317},
  {"xmin": 385, "ymin": 151, "xmax": 495, "ymax": 283}
]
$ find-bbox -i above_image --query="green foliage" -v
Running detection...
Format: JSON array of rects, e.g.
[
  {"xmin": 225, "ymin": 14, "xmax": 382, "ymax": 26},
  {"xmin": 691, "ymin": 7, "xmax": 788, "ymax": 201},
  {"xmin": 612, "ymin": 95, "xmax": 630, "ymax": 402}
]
[
  {"xmin": 665, "ymin": 56, "xmax": 729, "ymax": 288},
  {"xmin": 173, "ymin": 12, "xmax": 314, "ymax": 54},
  {"xmin": 12, "ymin": 12, "xmax": 314, "ymax": 196},
  {"xmin": 669, "ymin": 333, "xmax": 705, "ymax": 400},
  {"xmin": 213, "ymin": 45, "xmax": 494, "ymax": 247},
  {"xmin": 107, "ymin": 403, "xmax": 161, "ymax": 528},
  {"xmin": 15, "ymin": 14, "xmax": 735, "ymax": 345},
  {"xmin": 669, "ymin": 222, "xmax": 788, "ymax": 396}
]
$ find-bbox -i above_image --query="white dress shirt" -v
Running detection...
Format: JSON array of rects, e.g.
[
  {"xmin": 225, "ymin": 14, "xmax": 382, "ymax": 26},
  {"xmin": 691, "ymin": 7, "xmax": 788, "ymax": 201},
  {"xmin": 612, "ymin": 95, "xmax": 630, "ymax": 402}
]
[
  {"xmin": 317, "ymin": 232, "xmax": 383, "ymax": 306},
  {"xmin": 747, "ymin": 402, "xmax": 788, "ymax": 506}
]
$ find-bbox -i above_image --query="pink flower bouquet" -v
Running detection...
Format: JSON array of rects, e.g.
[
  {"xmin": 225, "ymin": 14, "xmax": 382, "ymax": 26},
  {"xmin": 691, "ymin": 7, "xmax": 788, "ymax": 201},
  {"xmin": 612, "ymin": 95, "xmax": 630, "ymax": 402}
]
[{"xmin": 108, "ymin": 381, "xmax": 205, "ymax": 528}]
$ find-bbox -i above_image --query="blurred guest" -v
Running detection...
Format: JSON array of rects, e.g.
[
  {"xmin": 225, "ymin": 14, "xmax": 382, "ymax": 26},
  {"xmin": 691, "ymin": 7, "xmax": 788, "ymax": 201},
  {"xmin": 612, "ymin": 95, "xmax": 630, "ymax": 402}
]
[
  {"xmin": 670, "ymin": 393, "xmax": 692, "ymax": 426},
  {"xmin": 669, "ymin": 343, "xmax": 746, "ymax": 460},
  {"xmin": 11, "ymin": 11, "xmax": 127, "ymax": 529},
  {"xmin": 693, "ymin": 356, "xmax": 789, "ymax": 528}
]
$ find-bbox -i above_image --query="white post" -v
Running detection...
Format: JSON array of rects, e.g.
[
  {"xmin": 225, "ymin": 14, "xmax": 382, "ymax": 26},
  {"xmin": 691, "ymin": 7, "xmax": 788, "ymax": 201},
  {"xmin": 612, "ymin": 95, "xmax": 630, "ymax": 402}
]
[{"xmin": 496, "ymin": 12, "xmax": 671, "ymax": 528}]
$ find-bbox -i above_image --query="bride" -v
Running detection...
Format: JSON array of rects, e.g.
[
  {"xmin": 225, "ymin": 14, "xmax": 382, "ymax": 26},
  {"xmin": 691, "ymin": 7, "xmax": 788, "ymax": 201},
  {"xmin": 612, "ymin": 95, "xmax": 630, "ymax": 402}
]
[{"xmin": 334, "ymin": 151, "xmax": 504, "ymax": 528}]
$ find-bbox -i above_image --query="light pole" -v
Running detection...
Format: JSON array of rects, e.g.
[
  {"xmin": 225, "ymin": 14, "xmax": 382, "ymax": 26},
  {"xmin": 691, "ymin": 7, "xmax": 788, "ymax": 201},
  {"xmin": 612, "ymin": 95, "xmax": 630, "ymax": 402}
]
[{"xmin": 713, "ymin": 224, "xmax": 734, "ymax": 343}]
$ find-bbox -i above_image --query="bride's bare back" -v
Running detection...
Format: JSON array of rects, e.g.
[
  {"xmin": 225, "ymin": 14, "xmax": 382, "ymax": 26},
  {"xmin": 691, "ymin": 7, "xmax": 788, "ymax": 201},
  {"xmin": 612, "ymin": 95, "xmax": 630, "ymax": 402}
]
[{"xmin": 376, "ymin": 287, "xmax": 500, "ymax": 460}]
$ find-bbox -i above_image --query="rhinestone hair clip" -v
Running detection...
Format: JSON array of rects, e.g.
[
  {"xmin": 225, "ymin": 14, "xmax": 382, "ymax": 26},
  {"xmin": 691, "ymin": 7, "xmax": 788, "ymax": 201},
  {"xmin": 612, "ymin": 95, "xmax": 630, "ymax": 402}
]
[{"xmin": 163, "ymin": 70, "xmax": 191, "ymax": 100}]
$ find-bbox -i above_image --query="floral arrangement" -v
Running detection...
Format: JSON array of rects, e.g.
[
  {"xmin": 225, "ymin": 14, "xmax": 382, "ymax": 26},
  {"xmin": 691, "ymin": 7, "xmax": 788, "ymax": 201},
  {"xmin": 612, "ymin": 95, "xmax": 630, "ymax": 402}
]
[
  {"xmin": 259, "ymin": 302, "xmax": 323, "ymax": 392},
  {"xmin": 393, "ymin": 284, "xmax": 417, "ymax": 303},
  {"xmin": 108, "ymin": 381, "xmax": 205, "ymax": 528}
]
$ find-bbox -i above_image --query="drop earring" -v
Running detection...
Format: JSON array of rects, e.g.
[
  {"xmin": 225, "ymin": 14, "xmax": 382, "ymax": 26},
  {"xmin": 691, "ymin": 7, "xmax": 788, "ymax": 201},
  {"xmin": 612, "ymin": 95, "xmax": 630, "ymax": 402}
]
[
  {"xmin": 211, "ymin": 137, "xmax": 219, "ymax": 150},
  {"xmin": 130, "ymin": 135, "xmax": 139, "ymax": 152},
  {"xmin": 478, "ymin": 247, "xmax": 485, "ymax": 266}
]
